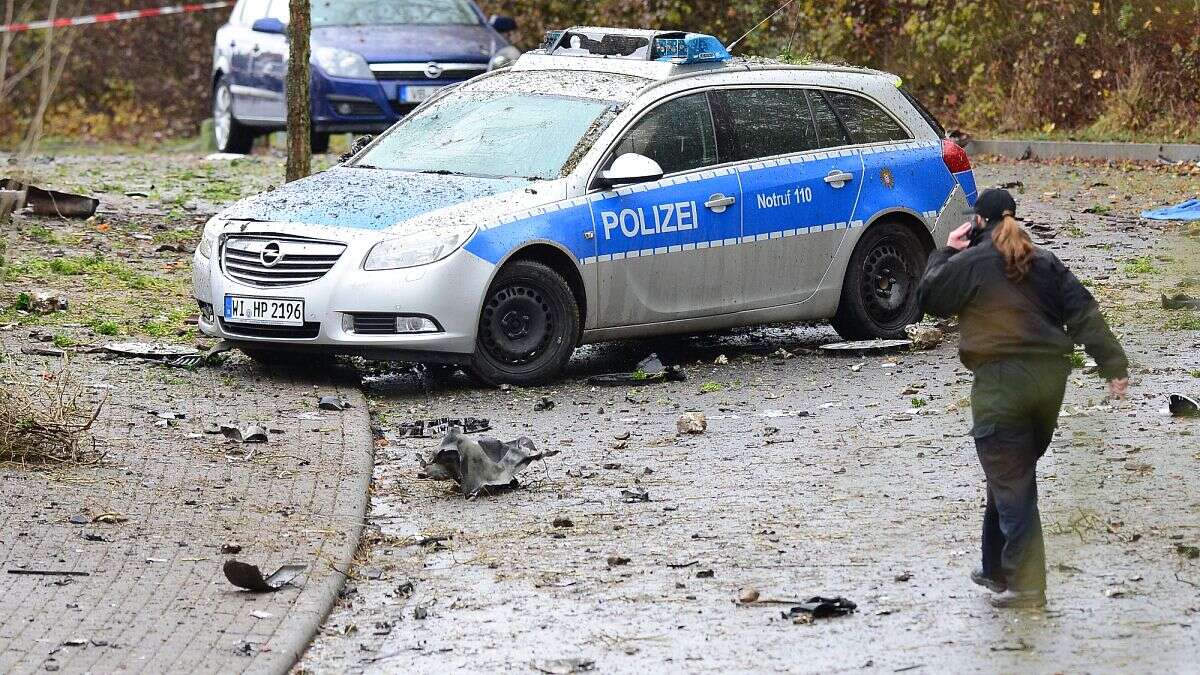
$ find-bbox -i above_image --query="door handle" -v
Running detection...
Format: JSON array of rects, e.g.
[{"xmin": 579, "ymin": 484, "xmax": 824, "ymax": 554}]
[
  {"xmin": 252, "ymin": 44, "xmax": 261, "ymax": 53},
  {"xmin": 824, "ymin": 170, "xmax": 854, "ymax": 188},
  {"xmin": 705, "ymin": 193, "xmax": 736, "ymax": 213}
]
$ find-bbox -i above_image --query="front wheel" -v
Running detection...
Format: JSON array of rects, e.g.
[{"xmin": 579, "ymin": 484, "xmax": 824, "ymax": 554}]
[
  {"xmin": 311, "ymin": 132, "xmax": 331, "ymax": 154},
  {"xmin": 831, "ymin": 222, "xmax": 928, "ymax": 340},
  {"xmin": 468, "ymin": 260, "xmax": 579, "ymax": 386}
]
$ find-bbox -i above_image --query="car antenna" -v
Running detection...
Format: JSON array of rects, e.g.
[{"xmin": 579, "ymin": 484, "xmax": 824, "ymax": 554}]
[{"xmin": 726, "ymin": 0, "xmax": 798, "ymax": 54}]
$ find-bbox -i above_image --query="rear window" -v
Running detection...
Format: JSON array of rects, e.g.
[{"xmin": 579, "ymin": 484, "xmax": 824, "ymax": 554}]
[
  {"xmin": 822, "ymin": 91, "xmax": 910, "ymax": 145},
  {"xmin": 806, "ymin": 90, "xmax": 851, "ymax": 148},
  {"xmin": 714, "ymin": 88, "xmax": 819, "ymax": 162}
]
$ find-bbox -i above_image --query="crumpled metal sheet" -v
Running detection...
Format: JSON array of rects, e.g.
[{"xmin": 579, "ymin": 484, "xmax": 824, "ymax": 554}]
[
  {"xmin": 0, "ymin": 178, "xmax": 98, "ymax": 218},
  {"xmin": 420, "ymin": 428, "xmax": 558, "ymax": 497},
  {"xmin": 222, "ymin": 560, "xmax": 306, "ymax": 593},
  {"xmin": 1169, "ymin": 394, "xmax": 1199, "ymax": 417}
]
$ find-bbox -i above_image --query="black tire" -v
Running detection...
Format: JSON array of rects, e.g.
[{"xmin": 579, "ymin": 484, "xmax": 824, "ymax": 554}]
[
  {"xmin": 468, "ymin": 260, "xmax": 579, "ymax": 386},
  {"xmin": 311, "ymin": 132, "xmax": 331, "ymax": 154},
  {"xmin": 213, "ymin": 76, "xmax": 255, "ymax": 154},
  {"xmin": 831, "ymin": 222, "xmax": 929, "ymax": 340}
]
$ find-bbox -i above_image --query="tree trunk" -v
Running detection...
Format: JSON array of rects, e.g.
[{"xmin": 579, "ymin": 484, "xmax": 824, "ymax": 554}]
[{"xmin": 285, "ymin": 0, "xmax": 311, "ymax": 183}]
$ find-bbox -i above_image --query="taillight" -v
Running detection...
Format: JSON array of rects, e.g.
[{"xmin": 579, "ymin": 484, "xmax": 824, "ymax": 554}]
[{"xmin": 942, "ymin": 138, "xmax": 972, "ymax": 174}]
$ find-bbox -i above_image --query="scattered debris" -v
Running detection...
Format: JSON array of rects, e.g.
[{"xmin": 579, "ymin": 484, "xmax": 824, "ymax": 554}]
[
  {"xmin": 250, "ymin": 610, "xmax": 274, "ymax": 619},
  {"xmin": 739, "ymin": 587, "xmax": 761, "ymax": 604},
  {"xmin": 19, "ymin": 346, "xmax": 66, "ymax": 357},
  {"xmin": 819, "ymin": 339, "xmax": 912, "ymax": 355},
  {"xmin": 396, "ymin": 417, "xmax": 490, "ymax": 438},
  {"xmin": 68, "ymin": 514, "xmax": 89, "ymax": 525},
  {"xmin": 696, "ymin": 569, "xmax": 715, "ymax": 578},
  {"xmin": 7, "ymin": 569, "xmax": 90, "ymax": 577},
  {"xmin": 714, "ymin": 354, "xmax": 729, "ymax": 365},
  {"xmin": 904, "ymin": 324, "xmax": 944, "ymax": 350},
  {"xmin": 16, "ymin": 290, "xmax": 68, "ymax": 314},
  {"xmin": 1176, "ymin": 544, "xmax": 1200, "ymax": 560},
  {"xmin": 676, "ymin": 412, "xmax": 707, "ymax": 435},
  {"xmin": 318, "ymin": 395, "xmax": 352, "ymax": 411},
  {"xmin": 532, "ymin": 658, "xmax": 595, "ymax": 675},
  {"xmin": 222, "ymin": 560, "xmax": 306, "ymax": 593},
  {"xmin": 607, "ymin": 555, "xmax": 631, "ymax": 567},
  {"xmin": 1162, "ymin": 293, "xmax": 1200, "ymax": 310},
  {"xmin": 620, "ymin": 488, "xmax": 650, "ymax": 503},
  {"xmin": 1141, "ymin": 198, "xmax": 1200, "ymax": 221},
  {"xmin": 418, "ymin": 428, "xmax": 558, "ymax": 497},
  {"xmin": 103, "ymin": 342, "xmax": 200, "ymax": 361},
  {"xmin": 221, "ymin": 543, "xmax": 243, "ymax": 555},
  {"xmin": 0, "ymin": 178, "xmax": 99, "ymax": 218},
  {"xmin": 772, "ymin": 348, "xmax": 795, "ymax": 360},
  {"xmin": 533, "ymin": 396, "xmax": 556, "ymax": 412},
  {"xmin": 92, "ymin": 512, "xmax": 127, "ymax": 524},
  {"xmin": 1105, "ymin": 585, "xmax": 1128, "ymax": 598},
  {"xmin": 587, "ymin": 353, "xmax": 686, "ymax": 386},
  {"xmin": 220, "ymin": 424, "xmax": 269, "ymax": 444},
  {"xmin": 1169, "ymin": 394, "xmax": 1199, "ymax": 417},
  {"xmin": 166, "ymin": 340, "xmax": 235, "ymax": 368},
  {"xmin": 553, "ymin": 517, "xmax": 574, "ymax": 528},
  {"xmin": 894, "ymin": 571, "xmax": 913, "ymax": 582},
  {"xmin": 783, "ymin": 596, "xmax": 858, "ymax": 623}
]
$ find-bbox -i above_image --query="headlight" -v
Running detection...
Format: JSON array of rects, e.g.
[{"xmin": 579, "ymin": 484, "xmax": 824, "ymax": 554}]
[
  {"xmin": 197, "ymin": 220, "xmax": 222, "ymax": 259},
  {"xmin": 314, "ymin": 46, "xmax": 373, "ymax": 79},
  {"xmin": 363, "ymin": 225, "xmax": 475, "ymax": 271},
  {"xmin": 489, "ymin": 46, "xmax": 521, "ymax": 71}
]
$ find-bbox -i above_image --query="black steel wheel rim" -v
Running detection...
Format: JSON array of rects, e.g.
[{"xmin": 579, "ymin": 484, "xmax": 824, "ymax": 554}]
[
  {"xmin": 860, "ymin": 239, "xmax": 915, "ymax": 326},
  {"xmin": 480, "ymin": 283, "xmax": 554, "ymax": 366}
]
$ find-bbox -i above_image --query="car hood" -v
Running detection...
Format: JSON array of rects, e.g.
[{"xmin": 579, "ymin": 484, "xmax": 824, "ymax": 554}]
[
  {"xmin": 312, "ymin": 24, "xmax": 499, "ymax": 62},
  {"xmin": 219, "ymin": 167, "xmax": 529, "ymax": 231}
]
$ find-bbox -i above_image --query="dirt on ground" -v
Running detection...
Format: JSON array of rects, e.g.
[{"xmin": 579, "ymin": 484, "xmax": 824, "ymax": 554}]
[{"xmin": 3, "ymin": 151, "xmax": 1199, "ymax": 673}]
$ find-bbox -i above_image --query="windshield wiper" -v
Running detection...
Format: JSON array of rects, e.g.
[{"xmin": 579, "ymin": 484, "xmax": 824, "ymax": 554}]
[
  {"xmin": 354, "ymin": 164, "xmax": 382, "ymax": 170},
  {"xmin": 417, "ymin": 169, "xmax": 470, "ymax": 177}
]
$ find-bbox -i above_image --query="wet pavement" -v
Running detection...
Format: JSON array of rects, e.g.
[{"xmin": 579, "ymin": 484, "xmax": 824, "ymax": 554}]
[{"xmin": 296, "ymin": 160, "xmax": 1200, "ymax": 673}]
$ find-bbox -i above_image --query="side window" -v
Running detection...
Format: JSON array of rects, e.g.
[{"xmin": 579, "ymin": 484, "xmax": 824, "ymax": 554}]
[
  {"xmin": 265, "ymin": 0, "xmax": 289, "ymax": 22},
  {"xmin": 715, "ymin": 88, "xmax": 818, "ymax": 162},
  {"xmin": 239, "ymin": 0, "xmax": 270, "ymax": 23},
  {"xmin": 806, "ymin": 90, "xmax": 851, "ymax": 148},
  {"xmin": 609, "ymin": 93, "xmax": 718, "ymax": 176},
  {"xmin": 822, "ymin": 91, "xmax": 910, "ymax": 144}
]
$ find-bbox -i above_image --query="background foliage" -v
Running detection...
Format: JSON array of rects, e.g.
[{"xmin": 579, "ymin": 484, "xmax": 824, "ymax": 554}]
[{"xmin": 1, "ymin": 0, "xmax": 1198, "ymax": 146}]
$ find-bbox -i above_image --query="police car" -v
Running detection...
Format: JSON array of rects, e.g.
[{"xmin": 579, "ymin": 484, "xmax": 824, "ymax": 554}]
[{"xmin": 193, "ymin": 27, "xmax": 978, "ymax": 384}]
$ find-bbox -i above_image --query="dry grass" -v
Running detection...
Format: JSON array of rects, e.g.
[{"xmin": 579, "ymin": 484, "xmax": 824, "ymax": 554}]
[{"xmin": 0, "ymin": 356, "xmax": 106, "ymax": 465}]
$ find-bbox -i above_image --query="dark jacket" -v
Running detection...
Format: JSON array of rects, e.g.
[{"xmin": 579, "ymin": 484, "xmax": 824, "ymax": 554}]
[{"xmin": 918, "ymin": 224, "xmax": 1128, "ymax": 380}]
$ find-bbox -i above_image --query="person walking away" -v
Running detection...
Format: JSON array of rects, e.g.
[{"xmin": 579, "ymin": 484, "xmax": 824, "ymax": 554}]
[{"xmin": 917, "ymin": 188, "xmax": 1129, "ymax": 608}]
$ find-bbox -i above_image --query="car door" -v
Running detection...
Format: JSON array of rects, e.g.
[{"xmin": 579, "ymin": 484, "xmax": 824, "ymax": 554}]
[
  {"xmin": 710, "ymin": 86, "xmax": 864, "ymax": 308},
  {"xmin": 253, "ymin": 0, "xmax": 290, "ymax": 122},
  {"xmin": 228, "ymin": 0, "xmax": 269, "ymax": 114},
  {"xmin": 589, "ymin": 91, "xmax": 743, "ymax": 327}
]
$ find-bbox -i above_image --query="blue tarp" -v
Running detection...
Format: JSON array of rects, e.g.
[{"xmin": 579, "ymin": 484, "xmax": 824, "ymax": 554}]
[{"xmin": 1141, "ymin": 198, "xmax": 1200, "ymax": 221}]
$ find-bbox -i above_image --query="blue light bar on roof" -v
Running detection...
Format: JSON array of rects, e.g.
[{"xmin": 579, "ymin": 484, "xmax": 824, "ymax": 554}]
[{"xmin": 652, "ymin": 34, "xmax": 732, "ymax": 64}]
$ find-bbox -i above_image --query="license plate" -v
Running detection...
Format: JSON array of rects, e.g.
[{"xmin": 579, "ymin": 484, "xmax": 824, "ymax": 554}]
[
  {"xmin": 402, "ymin": 85, "xmax": 442, "ymax": 103},
  {"xmin": 224, "ymin": 295, "xmax": 304, "ymax": 326}
]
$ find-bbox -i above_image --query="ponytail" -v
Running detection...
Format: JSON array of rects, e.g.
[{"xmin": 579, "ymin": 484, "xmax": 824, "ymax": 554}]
[{"xmin": 992, "ymin": 214, "xmax": 1035, "ymax": 283}]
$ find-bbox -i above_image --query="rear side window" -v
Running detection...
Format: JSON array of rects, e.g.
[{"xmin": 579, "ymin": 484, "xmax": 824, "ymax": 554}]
[
  {"xmin": 806, "ymin": 90, "xmax": 851, "ymax": 148},
  {"xmin": 822, "ymin": 91, "xmax": 910, "ymax": 144},
  {"xmin": 900, "ymin": 88, "xmax": 946, "ymax": 138},
  {"xmin": 714, "ymin": 88, "xmax": 818, "ymax": 162},
  {"xmin": 610, "ymin": 93, "xmax": 718, "ymax": 175}
]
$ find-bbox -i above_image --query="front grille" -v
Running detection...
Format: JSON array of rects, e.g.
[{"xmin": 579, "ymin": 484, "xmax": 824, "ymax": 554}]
[
  {"xmin": 220, "ymin": 319, "xmax": 321, "ymax": 340},
  {"xmin": 352, "ymin": 314, "xmax": 398, "ymax": 335},
  {"xmin": 222, "ymin": 235, "xmax": 346, "ymax": 288},
  {"xmin": 370, "ymin": 62, "xmax": 487, "ymax": 81}
]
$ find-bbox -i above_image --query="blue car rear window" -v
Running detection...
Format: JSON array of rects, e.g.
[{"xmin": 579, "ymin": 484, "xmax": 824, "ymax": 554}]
[{"xmin": 357, "ymin": 93, "xmax": 612, "ymax": 180}]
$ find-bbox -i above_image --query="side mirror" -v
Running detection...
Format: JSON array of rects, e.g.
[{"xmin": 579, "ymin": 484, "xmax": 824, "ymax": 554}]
[
  {"xmin": 489, "ymin": 15, "xmax": 517, "ymax": 33},
  {"xmin": 599, "ymin": 153, "xmax": 664, "ymax": 188},
  {"xmin": 340, "ymin": 135, "xmax": 375, "ymax": 164},
  {"xmin": 252, "ymin": 17, "xmax": 286, "ymax": 34}
]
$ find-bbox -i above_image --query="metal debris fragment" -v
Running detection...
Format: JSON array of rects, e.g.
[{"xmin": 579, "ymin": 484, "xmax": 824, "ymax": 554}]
[
  {"xmin": 221, "ymin": 424, "xmax": 269, "ymax": 443},
  {"xmin": 587, "ymin": 353, "xmax": 686, "ymax": 386},
  {"xmin": 396, "ymin": 417, "xmax": 490, "ymax": 438},
  {"xmin": 0, "ymin": 178, "xmax": 98, "ymax": 218},
  {"xmin": 222, "ymin": 560, "xmax": 306, "ymax": 593},
  {"xmin": 1162, "ymin": 293, "xmax": 1200, "ymax": 310},
  {"xmin": 819, "ymin": 339, "xmax": 912, "ymax": 354},
  {"xmin": 318, "ymin": 395, "xmax": 352, "ymax": 411},
  {"xmin": 419, "ymin": 428, "xmax": 558, "ymax": 497},
  {"xmin": 783, "ymin": 596, "xmax": 858, "ymax": 622},
  {"xmin": 1169, "ymin": 394, "xmax": 1199, "ymax": 417}
]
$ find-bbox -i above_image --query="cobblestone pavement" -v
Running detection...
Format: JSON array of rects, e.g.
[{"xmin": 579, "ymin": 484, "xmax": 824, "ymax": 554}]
[
  {"xmin": 0, "ymin": 339, "xmax": 372, "ymax": 675},
  {"xmin": 299, "ymin": 160, "xmax": 1199, "ymax": 673}
]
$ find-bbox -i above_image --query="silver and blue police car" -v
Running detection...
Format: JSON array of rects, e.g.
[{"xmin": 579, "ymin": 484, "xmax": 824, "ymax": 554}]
[{"xmin": 193, "ymin": 27, "xmax": 979, "ymax": 384}]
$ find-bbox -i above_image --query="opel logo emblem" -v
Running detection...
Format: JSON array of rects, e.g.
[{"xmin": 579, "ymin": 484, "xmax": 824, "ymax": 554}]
[
  {"xmin": 424, "ymin": 62, "xmax": 443, "ymax": 79},
  {"xmin": 261, "ymin": 241, "xmax": 284, "ymax": 268}
]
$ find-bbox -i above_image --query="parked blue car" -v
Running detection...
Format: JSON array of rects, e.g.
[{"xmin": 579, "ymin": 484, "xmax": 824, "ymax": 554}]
[{"xmin": 212, "ymin": 0, "xmax": 518, "ymax": 154}]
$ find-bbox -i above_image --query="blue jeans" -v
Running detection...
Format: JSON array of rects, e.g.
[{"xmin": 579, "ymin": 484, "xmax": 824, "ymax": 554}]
[{"xmin": 971, "ymin": 358, "xmax": 1070, "ymax": 593}]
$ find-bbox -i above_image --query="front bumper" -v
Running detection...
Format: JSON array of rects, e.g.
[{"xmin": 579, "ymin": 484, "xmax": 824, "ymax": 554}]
[
  {"xmin": 311, "ymin": 72, "xmax": 470, "ymax": 133},
  {"xmin": 192, "ymin": 224, "xmax": 495, "ymax": 361}
]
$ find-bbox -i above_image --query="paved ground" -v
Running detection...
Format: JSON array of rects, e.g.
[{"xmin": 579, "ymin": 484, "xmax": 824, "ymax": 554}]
[
  {"xmin": 0, "ymin": 149, "xmax": 371, "ymax": 674},
  {"xmin": 298, "ymin": 159, "xmax": 1200, "ymax": 673}
]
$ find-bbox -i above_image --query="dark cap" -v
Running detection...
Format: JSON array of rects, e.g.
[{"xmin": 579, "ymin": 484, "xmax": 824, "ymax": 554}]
[{"xmin": 966, "ymin": 188, "xmax": 1018, "ymax": 223}]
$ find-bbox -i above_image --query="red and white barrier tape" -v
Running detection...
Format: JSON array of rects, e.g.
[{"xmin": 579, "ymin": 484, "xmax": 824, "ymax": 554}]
[{"xmin": 0, "ymin": 1, "xmax": 232, "ymax": 34}]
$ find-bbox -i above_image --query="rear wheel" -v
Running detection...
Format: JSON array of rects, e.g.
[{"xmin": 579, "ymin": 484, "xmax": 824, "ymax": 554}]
[
  {"xmin": 831, "ymin": 222, "xmax": 928, "ymax": 340},
  {"xmin": 468, "ymin": 260, "xmax": 579, "ymax": 386},
  {"xmin": 213, "ymin": 76, "xmax": 254, "ymax": 154}
]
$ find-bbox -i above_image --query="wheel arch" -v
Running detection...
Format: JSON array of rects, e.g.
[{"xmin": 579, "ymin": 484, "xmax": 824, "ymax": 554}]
[
  {"xmin": 489, "ymin": 241, "xmax": 588, "ymax": 340},
  {"xmin": 860, "ymin": 208, "xmax": 935, "ymax": 254}
]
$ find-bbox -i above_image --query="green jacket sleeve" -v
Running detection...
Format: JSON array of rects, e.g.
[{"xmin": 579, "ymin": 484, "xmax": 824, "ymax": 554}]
[{"xmin": 918, "ymin": 247, "xmax": 976, "ymax": 318}]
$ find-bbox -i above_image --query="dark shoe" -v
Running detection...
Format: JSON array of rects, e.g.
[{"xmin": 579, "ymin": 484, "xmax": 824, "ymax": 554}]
[
  {"xmin": 971, "ymin": 568, "xmax": 1007, "ymax": 593},
  {"xmin": 989, "ymin": 589, "xmax": 1046, "ymax": 608}
]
